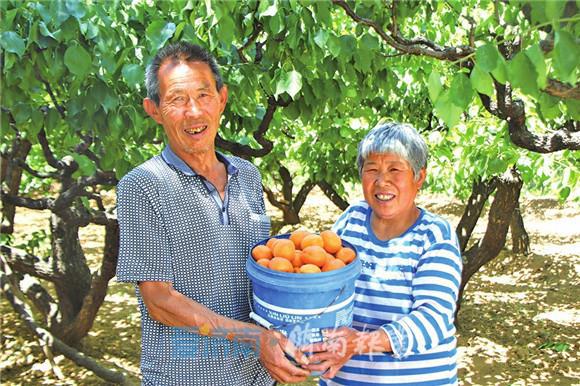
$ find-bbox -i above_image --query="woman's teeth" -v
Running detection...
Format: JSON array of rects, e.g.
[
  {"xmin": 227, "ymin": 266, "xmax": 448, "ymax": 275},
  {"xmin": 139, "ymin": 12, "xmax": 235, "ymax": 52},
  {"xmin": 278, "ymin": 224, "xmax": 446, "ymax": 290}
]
[{"xmin": 376, "ymin": 193, "xmax": 395, "ymax": 201}]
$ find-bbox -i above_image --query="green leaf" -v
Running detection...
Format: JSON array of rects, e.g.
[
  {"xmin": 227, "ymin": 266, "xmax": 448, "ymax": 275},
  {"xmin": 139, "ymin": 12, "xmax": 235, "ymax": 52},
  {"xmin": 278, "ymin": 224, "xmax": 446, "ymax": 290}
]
[
  {"xmin": 147, "ymin": 21, "xmax": 176, "ymax": 51},
  {"xmin": 259, "ymin": 2, "xmax": 278, "ymax": 17},
  {"xmin": 360, "ymin": 33, "xmax": 379, "ymax": 50},
  {"xmin": 72, "ymin": 154, "xmax": 97, "ymax": 177},
  {"xmin": 217, "ymin": 15, "xmax": 235, "ymax": 45},
  {"xmin": 428, "ymin": 70, "xmax": 442, "ymax": 102},
  {"xmin": 545, "ymin": 1, "xmax": 565, "ymax": 21},
  {"xmin": 525, "ymin": 44, "xmax": 547, "ymax": 89},
  {"xmin": 0, "ymin": 31, "xmax": 25, "ymax": 57},
  {"xmin": 470, "ymin": 64, "xmax": 494, "ymax": 96},
  {"xmin": 488, "ymin": 158, "xmax": 507, "ymax": 174},
  {"xmin": 558, "ymin": 186, "xmax": 571, "ymax": 202},
  {"xmin": 538, "ymin": 93, "xmax": 561, "ymax": 121},
  {"xmin": 434, "ymin": 91, "xmax": 462, "ymax": 128},
  {"xmin": 553, "ymin": 31, "xmax": 579, "ymax": 84},
  {"xmin": 276, "ymin": 70, "xmax": 302, "ymax": 99},
  {"xmin": 449, "ymin": 73, "xmax": 473, "ymax": 110},
  {"xmin": 314, "ymin": 30, "xmax": 328, "ymax": 49},
  {"xmin": 122, "ymin": 64, "xmax": 144, "ymax": 89},
  {"xmin": 65, "ymin": 0, "xmax": 86, "ymax": 19},
  {"xmin": 491, "ymin": 56, "xmax": 508, "ymax": 84},
  {"xmin": 508, "ymin": 52, "xmax": 538, "ymax": 96},
  {"xmin": 327, "ymin": 34, "xmax": 341, "ymax": 58},
  {"xmin": 476, "ymin": 44, "xmax": 500, "ymax": 72},
  {"xmin": 565, "ymin": 99, "xmax": 580, "ymax": 121},
  {"xmin": 64, "ymin": 45, "xmax": 92, "ymax": 79}
]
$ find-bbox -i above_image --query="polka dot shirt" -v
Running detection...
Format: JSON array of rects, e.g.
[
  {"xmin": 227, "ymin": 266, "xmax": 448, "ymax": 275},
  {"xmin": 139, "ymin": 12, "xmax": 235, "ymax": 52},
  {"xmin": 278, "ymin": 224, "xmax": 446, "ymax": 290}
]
[{"xmin": 116, "ymin": 148, "xmax": 273, "ymax": 385}]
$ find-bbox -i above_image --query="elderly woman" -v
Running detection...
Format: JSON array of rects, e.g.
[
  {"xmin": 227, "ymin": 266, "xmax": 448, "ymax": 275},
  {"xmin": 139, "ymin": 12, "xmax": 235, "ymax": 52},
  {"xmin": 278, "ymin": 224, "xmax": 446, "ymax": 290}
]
[{"xmin": 304, "ymin": 122, "xmax": 462, "ymax": 385}]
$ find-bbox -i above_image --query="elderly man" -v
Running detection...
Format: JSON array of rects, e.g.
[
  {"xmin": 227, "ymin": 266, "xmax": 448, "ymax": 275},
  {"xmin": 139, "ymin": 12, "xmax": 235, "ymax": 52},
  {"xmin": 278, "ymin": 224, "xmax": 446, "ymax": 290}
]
[{"xmin": 116, "ymin": 41, "xmax": 309, "ymax": 385}]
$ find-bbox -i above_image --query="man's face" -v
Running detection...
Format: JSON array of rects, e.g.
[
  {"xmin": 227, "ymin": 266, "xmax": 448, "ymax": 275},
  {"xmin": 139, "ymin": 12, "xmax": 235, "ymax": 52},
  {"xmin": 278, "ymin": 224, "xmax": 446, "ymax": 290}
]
[{"xmin": 145, "ymin": 60, "xmax": 228, "ymax": 158}]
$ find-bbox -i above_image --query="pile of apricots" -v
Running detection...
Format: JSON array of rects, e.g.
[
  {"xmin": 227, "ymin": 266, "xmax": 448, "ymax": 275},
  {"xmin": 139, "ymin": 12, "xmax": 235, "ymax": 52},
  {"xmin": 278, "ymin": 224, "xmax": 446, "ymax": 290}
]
[{"xmin": 251, "ymin": 230, "xmax": 356, "ymax": 274}]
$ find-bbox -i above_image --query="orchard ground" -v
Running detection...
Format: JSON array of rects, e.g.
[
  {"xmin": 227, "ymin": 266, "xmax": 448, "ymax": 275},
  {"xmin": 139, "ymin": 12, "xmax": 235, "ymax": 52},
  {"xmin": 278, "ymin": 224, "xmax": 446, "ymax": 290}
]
[{"xmin": 1, "ymin": 188, "xmax": 578, "ymax": 385}]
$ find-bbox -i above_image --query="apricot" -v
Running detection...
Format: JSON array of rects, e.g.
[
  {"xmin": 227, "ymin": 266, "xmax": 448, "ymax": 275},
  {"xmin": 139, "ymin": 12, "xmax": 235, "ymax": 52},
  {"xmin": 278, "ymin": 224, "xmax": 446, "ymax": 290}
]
[
  {"xmin": 272, "ymin": 239, "xmax": 295, "ymax": 261},
  {"xmin": 266, "ymin": 237, "xmax": 280, "ymax": 250},
  {"xmin": 322, "ymin": 258, "xmax": 346, "ymax": 272},
  {"xmin": 299, "ymin": 264, "xmax": 322, "ymax": 274},
  {"xmin": 252, "ymin": 245, "xmax": 272, "ymax": 261},
  {"xmin": 336, "ymin": 247, "xmax": 356, "ymax": 264},
  {"xmin": 302, "ymin": 246, "xmax": 328, "ymax": 267},
  {"xmin": 292, "ymin": 250, "xmax": 304, "ymax": 268},
  {"xmin": 269, "ymin": 257, "xmax": 294, "ymax": 272},
  {"xmin": 321, "ymin": 230, "xmax": 342, "ymax": 254},
  {"xmin": 301, "ymin": 234, "xmax": 324, "ymax": 249},
  {"xmin": 256, "ymin": 258, "xmax": 271, "ymax": 268},
  {"xmin": 289, "ymin": 230, "xmax": 311, "ymax": 249}
]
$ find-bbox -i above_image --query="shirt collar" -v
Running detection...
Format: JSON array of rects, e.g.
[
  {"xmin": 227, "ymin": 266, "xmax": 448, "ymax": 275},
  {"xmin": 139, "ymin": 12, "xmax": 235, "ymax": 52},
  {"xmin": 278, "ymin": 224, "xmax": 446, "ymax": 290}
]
[{"xmin": 161, "ymin": 146, "xmax": 238, "ymax": 177}]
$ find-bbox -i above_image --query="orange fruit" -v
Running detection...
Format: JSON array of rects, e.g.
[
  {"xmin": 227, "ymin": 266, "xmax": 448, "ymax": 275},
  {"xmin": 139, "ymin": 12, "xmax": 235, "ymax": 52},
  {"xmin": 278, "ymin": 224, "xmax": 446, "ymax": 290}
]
[
  {"xmin": 266, "ymin": 237, "xmax": 281, "ymax": 250},
  {"xmin": 256, "ymin": 258, "xmax": 271, "ymax": 268},
  {"xmin": 289, "ymin": 230, "xmax": 311, "ymax": 249},
  {"xmin": 321, "ymin": 230, "xmax": 342, "ymax": 254},
  {"xmin": 302, "ymin": 246, "xmax": 328, "ymax": 267},
  {"xmin": 336, "ymin": 247, "xmax": 356, "ymax": 264},
  {"xmin": 292, "ymin": 250, "xmax": 304, "ymax": 268},
  {"xmin": 299, "ymin": 264, "xmax": 322, "ymax": 274},
  {"xmin": 322, "ymin": 258, "xmax": 346, "ymax": 272},
  {"xmin": 326, "ymin": 252, "xmax": 334, "ymax": 264},
  {"xmin": 272, "ymin": 239, "xmax": 295, "ymax": 261},
  {"xmin": 301, "ymin": 234, "xmax": 324, "ymax": 249},
  {"xmin": 252, "ymin": 245, "xmax": 273, "ymax": 261},
  {"xmin": 269, "ymin": 257, "xmax": 294, "ymax": 272}
]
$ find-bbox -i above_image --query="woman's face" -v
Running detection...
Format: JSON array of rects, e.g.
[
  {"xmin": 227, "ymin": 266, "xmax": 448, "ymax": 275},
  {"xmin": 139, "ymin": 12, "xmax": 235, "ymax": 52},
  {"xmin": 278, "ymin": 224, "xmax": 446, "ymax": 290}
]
[{"xmin": 361, "ymin": 152, "xmax": 426, "ymax": 224}]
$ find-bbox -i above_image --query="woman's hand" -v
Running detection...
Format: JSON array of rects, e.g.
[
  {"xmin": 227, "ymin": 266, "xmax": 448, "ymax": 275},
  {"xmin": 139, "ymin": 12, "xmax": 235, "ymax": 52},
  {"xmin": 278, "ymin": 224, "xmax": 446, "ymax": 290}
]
[{"xmin": 301, "ymin": 327, "xmax": 392, "ymax": 379}]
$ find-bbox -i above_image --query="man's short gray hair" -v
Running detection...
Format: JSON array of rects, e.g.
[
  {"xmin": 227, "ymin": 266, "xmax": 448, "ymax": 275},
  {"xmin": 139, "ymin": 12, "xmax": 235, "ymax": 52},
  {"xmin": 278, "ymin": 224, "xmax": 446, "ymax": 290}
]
[
  {"xmin": 357, "ymin": 122, "xmax": 429, "ymax": 180},
  {"xmin": 145, "ymin": 41, "xmax": 223, "ymax": 105}
]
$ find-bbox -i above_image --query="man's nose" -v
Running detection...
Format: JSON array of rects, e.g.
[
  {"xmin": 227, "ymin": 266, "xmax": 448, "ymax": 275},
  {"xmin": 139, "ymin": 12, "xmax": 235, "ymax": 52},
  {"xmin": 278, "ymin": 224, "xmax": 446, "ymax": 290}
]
[{"xmin": 186, "ymin": 98, "xmax": 203, "ymax": 116}]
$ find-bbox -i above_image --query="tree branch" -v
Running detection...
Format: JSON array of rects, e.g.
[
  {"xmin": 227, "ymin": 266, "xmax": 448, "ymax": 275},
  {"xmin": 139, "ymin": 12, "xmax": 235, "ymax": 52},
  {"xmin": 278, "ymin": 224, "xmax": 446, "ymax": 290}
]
[
  {"xmin": 237, "ymin": 8, "xmax": 263, "ymax": 63},
  {"xmin": 37, "ymin": 128, "xmax": 66, "ymax": 170},
  {"xmin": 1, "ymin": 245, "xmax": 61, "ymax": 282},
  {"xmin": 332, "ymin": 0, "xmax": 473, "ymax": 61},
  {"xmin": 544, "ymin": 79, "xmax": 580, "ymax": 99},
  {"xmin": 0, "ymin": 257, "xmax": 131, "ymax": 385},
  {"xmin": 2, "ymin": 191, "xmax": 53, "ymax": 210},
  {"xmin": 217, "ymin": 96, "xmax": 286, "ymax": 159},
  {"xmin": 507, "ymin": 100, "xmax": 580, "ymax": 152}
]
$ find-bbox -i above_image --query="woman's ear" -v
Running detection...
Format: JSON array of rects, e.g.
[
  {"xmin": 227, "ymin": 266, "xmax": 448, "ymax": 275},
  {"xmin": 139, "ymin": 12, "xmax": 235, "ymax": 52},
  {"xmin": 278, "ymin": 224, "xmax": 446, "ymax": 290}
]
[{"xmin": 416, "ymin": 168, "xmax": 427, "ymax": 189}]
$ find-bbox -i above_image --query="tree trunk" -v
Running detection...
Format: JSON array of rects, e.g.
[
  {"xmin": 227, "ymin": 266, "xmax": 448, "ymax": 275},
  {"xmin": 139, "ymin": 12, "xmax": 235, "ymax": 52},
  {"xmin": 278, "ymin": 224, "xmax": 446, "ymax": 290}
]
[
  {"xmin": 456, "ymin": 177, "xmax": 497, "ymax": 252},
  {"xmin": 1, "ymin": 138, "xmax": 31, "ymax": 234},
  {"xmin": 49, "ymin": 213, "xmax": 92, "ymax": 342},
  {"xmin": 318, "ymin": 180, "xmax": 349, "ymax": 210},
  {"xmin": 510, "ymin": 199, "xmax": 530, "ymax": 255},
  {"xmin": 61, "ymin": 222, "xmax": 119, "ymax": 343},
  {"xmin": 455, "ymin": 169, "xmax": 523, "ymax": 322}
]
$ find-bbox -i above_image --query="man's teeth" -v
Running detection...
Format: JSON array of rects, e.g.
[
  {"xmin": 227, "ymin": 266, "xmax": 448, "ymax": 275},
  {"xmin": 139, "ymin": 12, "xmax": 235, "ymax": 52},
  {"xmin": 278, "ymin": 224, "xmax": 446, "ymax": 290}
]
[
  {"xmin": 376, "ymin": 194, "xmax": 394, "ymax": 201},
  {"xmin": 185, "ymin": 126, "xmax": 207, "ymax": 134}
]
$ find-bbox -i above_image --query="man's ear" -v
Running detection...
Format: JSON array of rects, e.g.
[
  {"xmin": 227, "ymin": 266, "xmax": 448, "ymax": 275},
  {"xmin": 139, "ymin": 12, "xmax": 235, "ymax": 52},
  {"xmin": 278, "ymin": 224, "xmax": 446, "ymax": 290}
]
[
  {"xmin": 143, "ymin": 98, "xmax": 163, "ymax": 124},
  {"xmin": 218, "ymin": 85, "xmax": 228, "ymax": 114}
]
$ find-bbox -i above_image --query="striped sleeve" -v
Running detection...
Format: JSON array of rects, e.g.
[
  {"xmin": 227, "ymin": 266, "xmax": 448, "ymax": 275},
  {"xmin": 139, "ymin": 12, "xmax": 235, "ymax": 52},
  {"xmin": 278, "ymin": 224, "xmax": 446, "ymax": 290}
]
[{"xmin": 382, "ymin": 237, "xmax": 462, "ymax": 359}]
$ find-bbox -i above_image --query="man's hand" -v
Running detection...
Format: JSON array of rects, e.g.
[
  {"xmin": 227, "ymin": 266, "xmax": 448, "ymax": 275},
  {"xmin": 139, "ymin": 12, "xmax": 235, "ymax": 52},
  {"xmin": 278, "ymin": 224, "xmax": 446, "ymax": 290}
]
[{"xmin": 259, "ymin": 329, "xmax": 311, "ymax": 383}]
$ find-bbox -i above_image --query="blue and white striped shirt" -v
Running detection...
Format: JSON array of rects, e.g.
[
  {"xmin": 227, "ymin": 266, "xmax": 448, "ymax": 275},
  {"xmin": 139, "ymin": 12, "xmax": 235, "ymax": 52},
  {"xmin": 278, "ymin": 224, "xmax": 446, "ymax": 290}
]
[{"xmin": 322, "ymin": 201, "xmax": 462, "ymax": 386}]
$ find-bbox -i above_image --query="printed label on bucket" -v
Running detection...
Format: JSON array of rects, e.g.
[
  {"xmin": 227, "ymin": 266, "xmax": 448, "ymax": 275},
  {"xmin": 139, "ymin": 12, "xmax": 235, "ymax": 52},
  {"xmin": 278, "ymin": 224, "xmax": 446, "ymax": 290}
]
[{"xmin": 253, "ymin": 292, "xmax": 355, "ymax": 346}]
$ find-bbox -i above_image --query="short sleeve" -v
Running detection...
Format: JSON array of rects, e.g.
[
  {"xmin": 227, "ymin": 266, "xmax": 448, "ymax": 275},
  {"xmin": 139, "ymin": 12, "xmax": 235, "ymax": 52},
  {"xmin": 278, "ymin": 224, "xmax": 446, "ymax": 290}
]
[{"xmin": 116, "ymin": 175, "xmax": 174, "ymax": 283}]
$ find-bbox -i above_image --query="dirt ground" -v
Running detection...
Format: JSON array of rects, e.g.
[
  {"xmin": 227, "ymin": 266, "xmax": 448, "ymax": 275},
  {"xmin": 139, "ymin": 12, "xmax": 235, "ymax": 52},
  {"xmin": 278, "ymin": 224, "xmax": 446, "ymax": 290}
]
[{"xmin": 1, "ymin": 189, "xmax": 578, "ymax": 385}]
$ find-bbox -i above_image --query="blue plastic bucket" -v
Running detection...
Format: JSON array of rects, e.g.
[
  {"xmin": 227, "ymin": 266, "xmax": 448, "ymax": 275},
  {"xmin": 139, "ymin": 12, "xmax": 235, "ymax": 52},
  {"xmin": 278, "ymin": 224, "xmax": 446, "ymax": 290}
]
[{"xmin": 246, "ymin": 234, "xmax": 361, "ymax": 347}]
